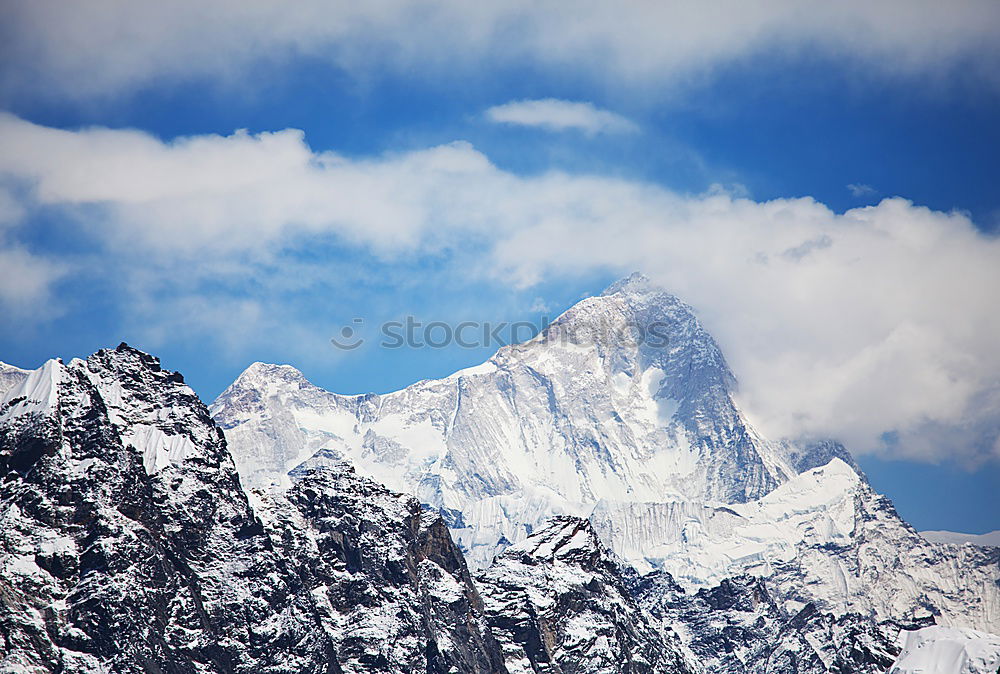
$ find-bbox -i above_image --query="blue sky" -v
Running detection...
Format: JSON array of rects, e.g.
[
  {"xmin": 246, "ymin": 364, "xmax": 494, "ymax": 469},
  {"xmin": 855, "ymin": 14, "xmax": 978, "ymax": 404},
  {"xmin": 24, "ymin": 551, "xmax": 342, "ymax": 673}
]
[{"xmin": 1, "ymin": 2, "xmax": 998, "ymax": 533}]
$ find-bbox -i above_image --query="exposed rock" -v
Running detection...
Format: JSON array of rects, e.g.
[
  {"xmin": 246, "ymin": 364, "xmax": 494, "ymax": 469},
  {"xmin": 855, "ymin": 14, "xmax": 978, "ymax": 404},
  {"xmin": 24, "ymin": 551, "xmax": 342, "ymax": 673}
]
[
  {"xmin": 0, "ymin": 345, "xmax": 503, "ymax": 673},
  {"xmin": 477, "ymin": 516, "xmax": 694, "ymax": 674}
]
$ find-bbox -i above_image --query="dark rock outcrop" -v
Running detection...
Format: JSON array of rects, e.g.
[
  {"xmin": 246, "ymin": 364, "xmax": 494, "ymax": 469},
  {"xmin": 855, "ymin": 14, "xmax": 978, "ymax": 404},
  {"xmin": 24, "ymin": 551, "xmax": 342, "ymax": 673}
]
[
  {"xmin": 0, "ymin": 345, "xmax": 503, "ymax": 673},
  {"xmin": 477, "ymin": 516, "xmax": 694, "ymax": 674}
]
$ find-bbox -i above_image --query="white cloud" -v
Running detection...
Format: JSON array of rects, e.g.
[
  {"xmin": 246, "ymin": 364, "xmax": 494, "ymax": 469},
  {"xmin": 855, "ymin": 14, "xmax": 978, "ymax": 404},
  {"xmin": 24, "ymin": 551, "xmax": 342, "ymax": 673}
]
[
  {"xmin": 0, "ymin": 245, "xmax": 65, "ymax": 315},
  {"xmin": 3, "ymin": 1, "xmax": 1000, "ymax": 100},
  {"xmin": 528, "ymin": 297, "xmax": 551, "ymax": 313},
  {"xmin": 847, "ymin": 183, "xmax": 877, "ymax": 197},
  {"xmin": 2, "ymin": 114, "xmax": 999, "ymax": 466},
  {"xmin": 0, "ymin": 185, "xmax": 65, "ymax": 320},
  {"xmin": 0, "ymin": 113, "xmax": 497, "ymax": 256},
  {"xmin": 485, "ymin": 99, "xmax": 638, "ymax": 135},
  {"xmin": 492, "ymin": 194, "xmax": 1000, "ymax": 466}
]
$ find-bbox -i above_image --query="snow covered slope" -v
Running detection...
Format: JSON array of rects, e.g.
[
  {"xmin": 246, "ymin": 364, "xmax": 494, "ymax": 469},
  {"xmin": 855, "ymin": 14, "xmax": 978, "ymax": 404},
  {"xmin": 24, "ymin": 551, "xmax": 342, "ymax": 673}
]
[
  {"xmin": 591, "ymin": 459, "xmax": 1000, "ymax": 632},
  {"xmin": 888, "ymin": 625, "xmax": 1000, "ymax": 674},
  {"xmin": 213, "ymin": 274, "xmax": 813, "ymax": 567}
]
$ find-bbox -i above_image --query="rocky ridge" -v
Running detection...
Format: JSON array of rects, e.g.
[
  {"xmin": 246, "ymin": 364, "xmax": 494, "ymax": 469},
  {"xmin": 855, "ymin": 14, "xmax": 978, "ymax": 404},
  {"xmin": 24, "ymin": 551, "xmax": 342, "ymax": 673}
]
[{"xmin": 0, "ymin": 345, "xmax": 503, "ymax": 673}]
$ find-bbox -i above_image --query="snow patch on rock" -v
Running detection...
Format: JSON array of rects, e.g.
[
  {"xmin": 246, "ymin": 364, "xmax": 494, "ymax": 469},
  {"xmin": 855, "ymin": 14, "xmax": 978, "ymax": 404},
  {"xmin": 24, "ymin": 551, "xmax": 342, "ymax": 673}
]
[{"xmin": 0, "ymin": 358, "xmax": 62, "ymax": 423}]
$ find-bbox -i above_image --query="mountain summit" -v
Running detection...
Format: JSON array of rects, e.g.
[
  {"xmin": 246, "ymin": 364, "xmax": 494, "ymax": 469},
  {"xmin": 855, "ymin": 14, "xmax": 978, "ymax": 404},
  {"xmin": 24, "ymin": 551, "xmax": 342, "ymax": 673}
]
[{"xmin": 212, "ymin": 276, "xmax": 798, "ymax": 567}]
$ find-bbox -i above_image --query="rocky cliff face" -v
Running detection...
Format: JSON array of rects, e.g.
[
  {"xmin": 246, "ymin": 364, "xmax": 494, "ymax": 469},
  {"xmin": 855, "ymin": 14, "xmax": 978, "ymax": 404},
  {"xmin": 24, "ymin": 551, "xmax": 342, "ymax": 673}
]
[
  {"xmin": 476, "ymin": 515, "xmax": 912, "ymax": 674},
  {"xmin": 1, "ymin": 346, "xmax": 331, "ymax": 673},
  {"xmin": 636, "ymin": 572, "xmax": 909, "ymax": 674},
  {"xmin": 477, "ymin": 516, "xmax": 693, "ymax": 674},
  {"xmin": 0, "ymin": 345, "xmax": 503, "ymax": 673},
  {"xmin": 259, "ymin": 453, "xmax": 505, "ymax": 673}
]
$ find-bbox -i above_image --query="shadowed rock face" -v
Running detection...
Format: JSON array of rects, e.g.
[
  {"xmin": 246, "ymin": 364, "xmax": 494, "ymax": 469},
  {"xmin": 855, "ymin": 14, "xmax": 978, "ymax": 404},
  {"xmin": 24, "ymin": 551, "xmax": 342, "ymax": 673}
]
[
  {"xmin": 635, "ymin": 573, "xmax": 909, "ymax": 674},
  {"xmin": 476, "ymin": 516, "xmax": 694, "ymax": 674},
  {"xmin": 269, "ymin": 460, "xmax": 507, "ymax": 674},
  {"xmin": 0, "ymin": 344, "xmax": 504, "ymax": 674},
  {"xmin": 477, "ymin": 517, "xmax": 909, "ymax": 674}
]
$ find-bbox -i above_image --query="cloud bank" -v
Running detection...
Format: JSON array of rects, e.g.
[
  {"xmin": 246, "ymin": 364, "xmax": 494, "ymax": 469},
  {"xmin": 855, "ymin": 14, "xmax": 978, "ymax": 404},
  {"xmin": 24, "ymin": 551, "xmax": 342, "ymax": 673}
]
[
  {"xmin": 485, "ymin": 99, "xmax": 638, "ymax": 135},
  {"xmin": 3, "ymin": 1, "xmax": 1000, "ymax": 100},
  {"xmin": 1, "ymin": 114, "xmax": 998, "ymax": 466}
]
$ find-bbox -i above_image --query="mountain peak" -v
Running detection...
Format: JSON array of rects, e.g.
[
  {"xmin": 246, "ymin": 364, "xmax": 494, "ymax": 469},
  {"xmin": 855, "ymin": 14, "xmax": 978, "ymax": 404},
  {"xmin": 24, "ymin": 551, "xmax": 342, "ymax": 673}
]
[
  {"xmin": 503, "ymin": 515, "xmax": 610, "ymax": 566},
  {"xmin": 235, "ymin": 361, "xmax": 308, "ymax": 385},
  {"xmin": 221, "ymin": 362, "xmax": 312, "ymax": 401},
  {"xmin": 87, "ymin": 342, "xmax": 185, "ymax": 383},
  {"xmin": 600, "ymin": 271, "xmax": 655, "ymax": 297},
  {"xmin": 214, "ymin": 280, "xmax": 786, "ymax": 569}
]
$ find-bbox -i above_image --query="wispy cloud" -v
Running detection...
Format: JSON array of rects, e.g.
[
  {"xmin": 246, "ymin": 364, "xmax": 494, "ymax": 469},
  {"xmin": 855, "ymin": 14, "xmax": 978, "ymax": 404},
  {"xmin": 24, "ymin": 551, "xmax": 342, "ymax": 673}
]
[
  {"xmin": 528, "ymin": 297, "xmax": 551, "ymax": 313},
  {"xmin": 0, "ymin": 246, "xmax": 66, "ymax": 317},
  {"xmin": 485, "ymin": 99, "xmax": 638, "ymax": 136},
  {"xmin": 0, "ymin": 185, "xmax": 66, "ymax": 321},
  {"xmin": 2, "ymin": 114, "xmax": 1000, "ymax": 466},
  {"xmin": 847, "ymin": 183, "xmax": 877, "ymax": 197}
]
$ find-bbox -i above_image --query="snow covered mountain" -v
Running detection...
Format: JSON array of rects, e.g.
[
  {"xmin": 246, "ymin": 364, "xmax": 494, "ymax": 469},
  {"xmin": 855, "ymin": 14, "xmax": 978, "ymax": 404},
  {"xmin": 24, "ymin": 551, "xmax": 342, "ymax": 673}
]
[
  {"xmin": 212, "ymin": 273, "xmax": 1000, "ymax": 637},
  {"xmin": 0, "ymin": 345, "xmax": 504, "ymax": 672},
  {"xmin": 212, "ymin": 273, "xmax": 822, "ymax": 567},
  {"xmin": 3, "ymin": 336, "xmax": 999, "ymax": 672},
  {"xmin": 477, "ymin": 515, "xmax": 694, "ymax": 674},
  {"xmin": 593, "ymin": 458, "xmax": 1000, "ymax": 631},
  {"xmin": 478, "ymin": 514, "xmax": 911, "ymax": 674},
  {"xmin": 2, "ymin": 342, "xmax": 892, "ymax": 674}
]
